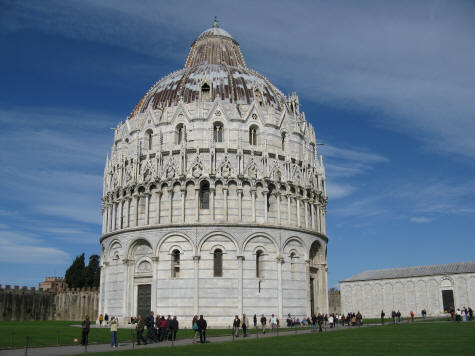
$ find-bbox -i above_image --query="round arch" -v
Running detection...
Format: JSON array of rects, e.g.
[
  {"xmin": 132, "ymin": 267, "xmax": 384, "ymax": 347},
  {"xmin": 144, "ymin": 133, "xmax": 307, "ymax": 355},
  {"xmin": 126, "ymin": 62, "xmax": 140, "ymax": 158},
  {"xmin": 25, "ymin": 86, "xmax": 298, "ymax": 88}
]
[
  {"xmin": 282, "ymin": 236, "xmax": 308, "ymax": 259},
  {"xmin": 156, "ymin": 231, "xmax": 196, "ymax": 257},
  {"xmin": 198, "ymin": 230, "xmax": 239, "ymax": 256},
  {"xmin": 240, "ymin": 231, "xmax": 278, "ymax": 256}
]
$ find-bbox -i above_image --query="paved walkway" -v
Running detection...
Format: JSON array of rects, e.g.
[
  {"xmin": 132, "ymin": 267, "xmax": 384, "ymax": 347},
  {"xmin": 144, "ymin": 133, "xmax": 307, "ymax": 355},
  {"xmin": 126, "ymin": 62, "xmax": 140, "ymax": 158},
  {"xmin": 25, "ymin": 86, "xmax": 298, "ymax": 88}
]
[{"xmin": 0, "ymin": 325, "xmax": 371, "ymax": 356}]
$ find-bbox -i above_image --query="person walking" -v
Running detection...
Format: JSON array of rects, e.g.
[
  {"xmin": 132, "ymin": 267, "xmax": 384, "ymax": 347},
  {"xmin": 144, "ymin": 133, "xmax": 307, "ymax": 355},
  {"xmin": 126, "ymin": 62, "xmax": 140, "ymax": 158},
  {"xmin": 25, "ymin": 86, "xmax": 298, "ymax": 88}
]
[
  {"xmin": 242, "ymin": 314, "xmax": 249, "ymax": 337},
  {"xmin": 192, "ymin": 315, "xmax": 199, "ymax": 344},
  {"xmin": 99, "ymin": 314, "xmax": 104, "ymax": 327},
  {"xmin": 104, "ymin": 313, "xmax": 109, "ymax": 326},
  {"xmin": 253, "ymin": 314, "xmax": 257, "ymax": 328},
  {"xmin": 169, "ymin": 316, "xmax": 179, "ymax": 341},
  {"xmin": 410, "ymin": 311, "xmax": 415, "ymax": 323},
  {"xmin": 81, "ymin": 315, "xmax": 90, "ymax": 346},
  {"xmin": 136, "ymin": 315, "xmax": 147, "ymax": 345},
  {"xmin": 311, "ymin": 314, "xmax": 317, "ymax": 332},
  {"xmin": 260, "ymin": 314, "xmax": 267, "ymax": 334},
  {"xmin": 233, "ymin": 315, "xmax": 241, "ymax": 337},
  {"xmin": 380, "ymin": 310, "xmax": 385, "ymax": 325},
  {"xmin": 198, "ymin": 315, "xmax": 207, "ymax": 344},
  {"xmin": 110, "ymin": 316, "xmax": 118, "ymax": 348},
  {"xmin": 396, "ymin": 310, "xmax": 401, "ymax": 323},
  {"xmin": 271, "ymin": 314, "xmax": 277, "ymax": 333}
]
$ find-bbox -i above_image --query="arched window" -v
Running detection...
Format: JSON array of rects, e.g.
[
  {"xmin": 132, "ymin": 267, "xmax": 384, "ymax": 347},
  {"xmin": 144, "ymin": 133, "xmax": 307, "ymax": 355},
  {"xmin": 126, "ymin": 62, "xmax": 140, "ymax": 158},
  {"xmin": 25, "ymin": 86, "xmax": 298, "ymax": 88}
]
[
  {"xmin": 201, "ymin": 83, "xmax": 211, "ymax": 101},
  {"xmin": 176, "ymin": 124, "xmax": 185, "ymax": 145},
  {"xmin": 213, "ymin": 249, "xmax": 223, "ymax": 277},
  {"xmin": 290, "ymin": 252, "xmax": 297, "ymax": 279},
  {"xmin": 249, "ymin": 126, "xmax": 258, "ymax": 146},
  {"xmin": 256, "ymin": 250, "xmax": 263, "ymax": 278},
  {"xmin": 213, "ymin": 122, "xmax": 223, "ymax": 143},
  {"xmin": 146, "ymin": 129, "xmax": 153, "ymax": 150},
  {"xmin": 171, "ymin": 249, "xmax": 180, "ymax": 278},
  {"xmin": 200, "ymin": 181, "xmax": 210, "ymax": 209},
  {"xmin": 281, "ymin": 132, "xmax": 286, "ymax": 151}
]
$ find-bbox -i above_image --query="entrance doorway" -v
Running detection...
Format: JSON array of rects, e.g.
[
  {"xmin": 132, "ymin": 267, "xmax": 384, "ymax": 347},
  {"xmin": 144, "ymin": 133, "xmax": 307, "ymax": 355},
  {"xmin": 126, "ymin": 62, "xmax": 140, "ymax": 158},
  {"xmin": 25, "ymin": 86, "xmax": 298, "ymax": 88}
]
[
  {"xmin": 441, "ymin": 290, "xmax": 454, "ymax": 312},
  {"xmin": 137, "ymin": 284, "xmax": 151, "ymax": 318}
]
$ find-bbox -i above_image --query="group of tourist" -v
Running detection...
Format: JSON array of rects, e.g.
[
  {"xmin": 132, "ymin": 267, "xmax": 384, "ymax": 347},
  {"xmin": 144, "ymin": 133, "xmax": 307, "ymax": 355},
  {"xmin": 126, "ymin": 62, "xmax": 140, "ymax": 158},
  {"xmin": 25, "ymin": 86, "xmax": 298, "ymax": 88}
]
[
  {"xmin": 138, "ymin": 312, "xmax": 180, "ymax": 345},
  {"xmin": 452, "ymin": 307, "xmax": 473, "ymax": 321}
]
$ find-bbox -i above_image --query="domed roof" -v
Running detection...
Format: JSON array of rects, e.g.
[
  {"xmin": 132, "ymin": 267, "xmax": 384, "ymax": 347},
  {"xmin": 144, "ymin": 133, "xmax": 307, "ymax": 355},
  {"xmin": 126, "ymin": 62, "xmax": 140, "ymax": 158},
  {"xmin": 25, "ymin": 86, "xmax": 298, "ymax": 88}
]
[
  {"xmin": 130, "ymin": 20, "xmax": 287, "ymax": 117},
  {"xmin": 197, "ymin": 27, "xmax": 233, "ymax": 40}
]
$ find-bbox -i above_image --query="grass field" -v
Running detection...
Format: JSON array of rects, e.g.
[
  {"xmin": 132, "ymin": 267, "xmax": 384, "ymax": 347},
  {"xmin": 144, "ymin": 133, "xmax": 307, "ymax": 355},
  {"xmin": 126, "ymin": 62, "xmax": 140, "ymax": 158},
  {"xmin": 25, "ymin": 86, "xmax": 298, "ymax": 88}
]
[
  {"xmin": 83, "ymin": 322, "xmax": 475, "ymax": 356},
  {"xmin": 0, "ymin": 320, "xmax": 308, "ymax": 349}
]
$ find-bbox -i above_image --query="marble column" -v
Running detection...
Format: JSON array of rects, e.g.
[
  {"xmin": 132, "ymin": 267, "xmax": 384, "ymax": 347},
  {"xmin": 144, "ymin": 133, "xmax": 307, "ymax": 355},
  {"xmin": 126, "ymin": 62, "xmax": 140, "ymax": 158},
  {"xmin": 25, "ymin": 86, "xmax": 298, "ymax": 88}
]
[
  {"xmin": 134, "ymin": 196, "xmax": 139, "ymax": 227},
  {"xmin": 118, "ymin": 201, "xmax": 124, "ymax": 229},
  {"xmin": 112, "ymin": 202, "xmax": 116, "ymax": 231},
  {"xmin": 145, "ymin": 194, "xmax": 150, "ymax": 225},
  {"xmin": 181, "ymin": 188, "xmax": 186, "ymax": 223},
  {"xmin": 310, "ymin": 202, "xmax": 315, "ymax": 230},
  {"xmin": 224, "ymin": 187, "xmax": 228, "ymax": 222},
  {"xmin": 193, "ymin": 256, "xmax": 200, "ymax": 315},
  {"xmin": 237, "ymin": 256, "xmax": 244, "ymax": 316},
  {"xmin": 169, "ymin": 188, "xmax": 173, "ymax": 224},
  {"xmin": 238, "ymin": 189, "xmax": 243, "ymax": 221},
  {"xmin": 276, "ymin": 193, "xmax": 281, "ymax": 225},
  {"xmin": 287, "ymin": 194, "xmax": 291, "ymax": 225},
  {"xmin": 263, "ymin": 190, "xmax": 268, "ymax": 223},
  {"xmin": 195, "ymin": 188, "xmax": 200, "ymax": 222},
  {"xmin": 126, "ymin": 198, "xmax": 131, "ymax": 228},
  {"xmin": 304, "ymin": 199, "xmax": 309, "ymax": 229},
  {"xmin": 156, "ymin": 191, "xmax": 161, "ymax": 224},
  {"xmin": 277, "ymin": 256, "xmax": 284, "ymax": 320},
  {"xmin": 305, "ymin": 260, "xmax": 311, "ymax": 317},
  {"xmin": 251, "ymin": 190, "xmax": 256, "ymax": 222},
  {"xmin": 296, "ymin": 196, "xmax": 301, "ymax": 227},
  {"xmin": 151, "ymin": 256, "xmax": 159, "ymax": 312},
  {"xmin": 210, "ymin": 188, "xmax": 215, "ymax": 220}
]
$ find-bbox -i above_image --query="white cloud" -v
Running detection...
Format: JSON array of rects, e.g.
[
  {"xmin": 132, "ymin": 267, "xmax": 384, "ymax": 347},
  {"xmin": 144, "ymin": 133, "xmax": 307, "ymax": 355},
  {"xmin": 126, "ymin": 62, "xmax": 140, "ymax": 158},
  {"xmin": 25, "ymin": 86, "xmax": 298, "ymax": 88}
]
[
  {"xmin": 326, "ymin": 183, "xmax": 355, "ymax": 200},
  {"xmin": 0, "ymin": 231, "xmax": 69, "ymax": 264},
  {"xmin": 410, "ymin": 217, "xmax": 432, "ymax": 223}
]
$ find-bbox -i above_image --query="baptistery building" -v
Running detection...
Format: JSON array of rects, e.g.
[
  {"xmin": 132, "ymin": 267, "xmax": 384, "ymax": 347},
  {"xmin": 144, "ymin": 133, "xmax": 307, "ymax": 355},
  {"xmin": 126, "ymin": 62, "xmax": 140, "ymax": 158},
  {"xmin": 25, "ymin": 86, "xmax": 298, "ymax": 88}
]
[{"xmin": 99, "ymin": 21, "xmax": 329, "ymax": 326}]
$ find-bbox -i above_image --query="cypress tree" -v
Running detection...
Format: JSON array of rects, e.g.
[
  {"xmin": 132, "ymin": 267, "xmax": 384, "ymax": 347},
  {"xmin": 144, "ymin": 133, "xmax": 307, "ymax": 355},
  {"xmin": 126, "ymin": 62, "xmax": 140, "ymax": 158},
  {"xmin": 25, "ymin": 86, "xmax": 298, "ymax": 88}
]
[{"xmin": 64, "ymin": 253, "xmax": 86, "ymax": 288}]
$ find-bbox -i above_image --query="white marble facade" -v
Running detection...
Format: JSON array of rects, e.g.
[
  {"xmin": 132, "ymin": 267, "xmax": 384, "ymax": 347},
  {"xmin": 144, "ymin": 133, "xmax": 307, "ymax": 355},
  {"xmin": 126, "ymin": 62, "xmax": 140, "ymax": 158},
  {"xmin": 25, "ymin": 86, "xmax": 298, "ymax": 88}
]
[
  {"xmin": 98, "ymin": 22, "xmax": 329, "ymax": 326},
  {"xmin": 340, "ymin": 263, "xmax": 475, "ymax": 318}
]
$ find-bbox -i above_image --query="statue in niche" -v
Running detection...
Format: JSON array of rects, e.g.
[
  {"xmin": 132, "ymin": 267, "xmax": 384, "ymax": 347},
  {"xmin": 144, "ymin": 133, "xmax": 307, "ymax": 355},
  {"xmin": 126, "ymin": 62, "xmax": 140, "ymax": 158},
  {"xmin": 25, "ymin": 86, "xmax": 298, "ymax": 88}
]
[
  {"xmin": 247, "ymin": 163, "xmax": 257, "ymax": 179},
  {"xmin": 166, "ymin": 165, "xmax": 175, "ymax": 179},
  {"xmin": 222, "ymin": 163, "xmax": 231, "ymax": 177},
  {"xmin": 124, "ymin": 165, "xmax": 133, "ymax": 185},
  {"xmin": 192, "ymin": 163, "xmax": 203, "ymax": 178},
  {"xmin": 274, "ymin": 169, "xmax": 281, "ymax": 182}
]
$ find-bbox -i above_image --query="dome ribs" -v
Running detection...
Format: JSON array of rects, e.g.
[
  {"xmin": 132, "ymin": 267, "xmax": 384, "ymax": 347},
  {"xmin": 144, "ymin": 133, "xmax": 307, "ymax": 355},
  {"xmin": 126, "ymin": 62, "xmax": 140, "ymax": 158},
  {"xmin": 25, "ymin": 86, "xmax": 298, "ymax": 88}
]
[{"xmin": 132, "ymin": 27, "xmax": 287, "ymax": 112}]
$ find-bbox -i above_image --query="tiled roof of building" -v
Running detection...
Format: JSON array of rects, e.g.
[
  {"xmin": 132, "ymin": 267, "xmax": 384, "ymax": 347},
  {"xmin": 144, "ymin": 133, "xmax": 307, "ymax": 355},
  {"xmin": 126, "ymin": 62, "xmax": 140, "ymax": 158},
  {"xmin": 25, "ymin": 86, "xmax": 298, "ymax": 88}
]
[{"xmin": 341, "ymin": 261, "xmax": 475, "ymax": 282}]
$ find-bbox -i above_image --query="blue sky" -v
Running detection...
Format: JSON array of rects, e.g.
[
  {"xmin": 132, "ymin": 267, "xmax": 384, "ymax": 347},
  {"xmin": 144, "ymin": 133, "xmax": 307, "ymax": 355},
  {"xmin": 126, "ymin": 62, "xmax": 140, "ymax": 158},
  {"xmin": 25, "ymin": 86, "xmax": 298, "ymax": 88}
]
[{"xmin": 1, "ymin": 0, "xmax": 474, "ymax": 288}]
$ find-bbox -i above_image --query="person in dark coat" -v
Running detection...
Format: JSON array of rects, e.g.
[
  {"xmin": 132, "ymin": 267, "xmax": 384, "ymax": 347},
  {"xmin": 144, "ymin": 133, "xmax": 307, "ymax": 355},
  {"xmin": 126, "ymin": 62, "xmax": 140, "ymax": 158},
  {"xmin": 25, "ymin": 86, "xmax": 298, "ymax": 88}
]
[
  {"xmin": 136, "ymin": 315, "xmax": 147, "ymax": 345},
  {"xmin": 253, "ymin": 314, "xmax": 257, "ymax": 328},
  {"xmin": 198, "ymin": 315, "xmax": 207, "ymax": 343},
  {"xmin": 381, "ymin": 310, "xmax": 385, "ymax": 325},
  {"xmin": 81, "ymin": 315, "xmax": 90, "ymax": 345},
  {"xmin": 146, "ymin": 311, "xmax": 157, "ymax": 342},
  {"xmin": 168, "ymin": 316, "xmax": 179, "ymax": 341},
  {"xmin": 233, "ymin": 315, "xmax": 241, "ymax": 337}
]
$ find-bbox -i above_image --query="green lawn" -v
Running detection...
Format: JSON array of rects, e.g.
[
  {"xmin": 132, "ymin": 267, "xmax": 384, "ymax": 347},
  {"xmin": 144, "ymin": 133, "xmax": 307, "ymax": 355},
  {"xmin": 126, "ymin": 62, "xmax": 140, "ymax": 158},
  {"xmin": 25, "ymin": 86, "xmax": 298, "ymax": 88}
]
[
  {"xmin": 0, "ymin": 320, "xmax": 305, "ymax": 349},
  {"xmin": 84, "ymin": 322, "xmax": 475, "ymax": 356}
]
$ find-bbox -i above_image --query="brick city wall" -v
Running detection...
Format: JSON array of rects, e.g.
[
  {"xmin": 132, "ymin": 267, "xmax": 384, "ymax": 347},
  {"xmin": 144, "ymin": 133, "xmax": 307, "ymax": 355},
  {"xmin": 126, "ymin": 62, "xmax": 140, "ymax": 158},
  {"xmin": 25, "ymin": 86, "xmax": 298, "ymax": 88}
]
[{"xmin": 0, "ymin": 284, "xmax": 98, "ymax": 321}]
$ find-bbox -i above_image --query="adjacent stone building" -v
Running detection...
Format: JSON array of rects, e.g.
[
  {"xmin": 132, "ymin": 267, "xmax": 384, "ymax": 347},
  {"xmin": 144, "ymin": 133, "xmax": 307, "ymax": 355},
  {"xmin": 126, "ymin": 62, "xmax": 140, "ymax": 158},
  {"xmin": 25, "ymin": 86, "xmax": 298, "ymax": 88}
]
[
  {"xmin": 340, "ymin": 262, "xmax": 475, "ymax": 317},
  {"xmin": 99, "ymin": 20, "xmax": 329, "ymax": 326}
]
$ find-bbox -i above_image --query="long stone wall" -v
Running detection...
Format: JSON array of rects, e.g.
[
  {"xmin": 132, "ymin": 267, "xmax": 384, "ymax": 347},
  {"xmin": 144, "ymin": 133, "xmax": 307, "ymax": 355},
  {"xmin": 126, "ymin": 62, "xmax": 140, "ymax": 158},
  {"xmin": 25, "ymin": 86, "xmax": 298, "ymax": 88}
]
[
  {"xmin": 340, "ymin": 272, "xmax": 475, "ymax": 318},
  {"xmin": 0, "ymin": 285, "xmax": 98, "ymax": 321}
]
